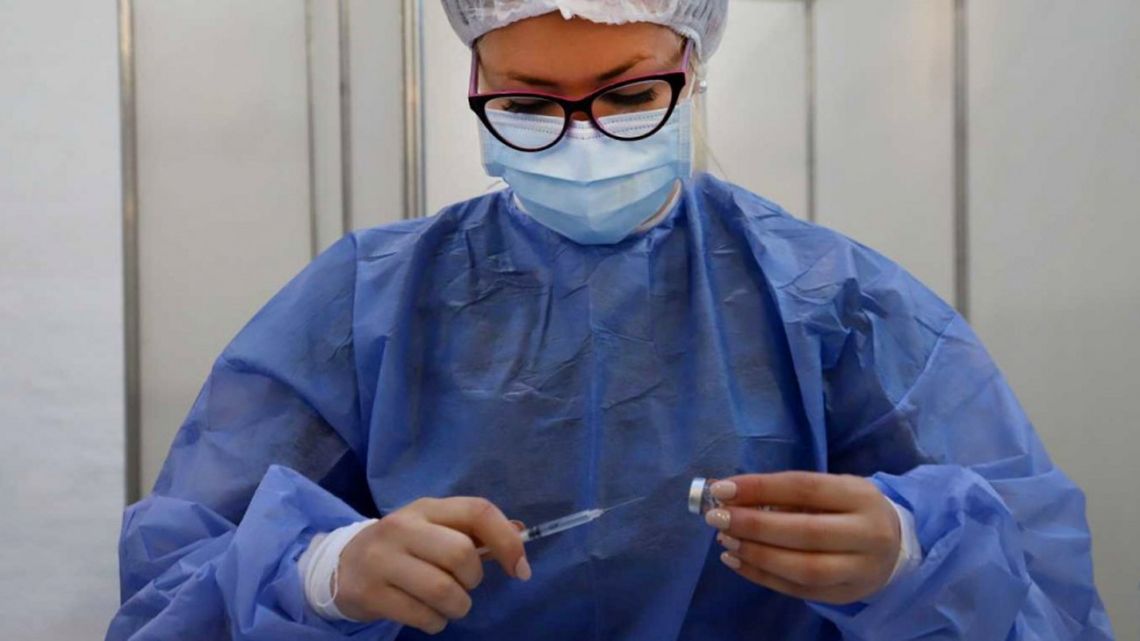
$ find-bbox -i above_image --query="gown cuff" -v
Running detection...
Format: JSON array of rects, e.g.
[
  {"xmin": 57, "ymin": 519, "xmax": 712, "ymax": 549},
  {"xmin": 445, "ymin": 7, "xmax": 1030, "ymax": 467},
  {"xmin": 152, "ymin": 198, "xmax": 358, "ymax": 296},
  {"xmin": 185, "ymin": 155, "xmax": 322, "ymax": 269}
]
[
  {"xmin": 885, "ymin": 497, "xmax": 923, "ymax": 586},
  {"xmin": 298, "ymin": 518, "xmax": 379, "ymax": 622}
]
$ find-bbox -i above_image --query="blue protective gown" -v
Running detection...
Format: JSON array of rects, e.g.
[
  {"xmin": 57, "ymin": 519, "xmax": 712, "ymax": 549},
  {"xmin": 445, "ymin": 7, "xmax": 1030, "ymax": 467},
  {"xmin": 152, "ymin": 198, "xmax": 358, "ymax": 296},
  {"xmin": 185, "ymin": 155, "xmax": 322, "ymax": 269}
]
[{"xmin": 108, "ymin": 174, "xmax": 1114, "ymax": 640}]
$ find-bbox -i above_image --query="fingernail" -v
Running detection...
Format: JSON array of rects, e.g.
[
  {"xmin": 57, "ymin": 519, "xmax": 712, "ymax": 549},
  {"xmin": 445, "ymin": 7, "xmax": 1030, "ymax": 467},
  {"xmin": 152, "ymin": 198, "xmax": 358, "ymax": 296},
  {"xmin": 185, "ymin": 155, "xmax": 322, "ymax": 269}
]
[
  {"xmin": 721, "ymin": 551, "xmax": 741, "ymax": 570},
  {"xmin": 515, "ymin": 557, "xmax": 532, "ymax": 582},
  {"xmin": 705, "ymin": 509, "xmax": 731, "ymax": 530},
  {"xmin": 710, "ymin": 480, "xmax": 737, "ymax": 500},
  {"xmin": 717, "ymin": 534, "xmax": 741, "ymax": 552},
  {"xmin": 510, "ymin": 520, "xmax": 526, "ymax": 532}
]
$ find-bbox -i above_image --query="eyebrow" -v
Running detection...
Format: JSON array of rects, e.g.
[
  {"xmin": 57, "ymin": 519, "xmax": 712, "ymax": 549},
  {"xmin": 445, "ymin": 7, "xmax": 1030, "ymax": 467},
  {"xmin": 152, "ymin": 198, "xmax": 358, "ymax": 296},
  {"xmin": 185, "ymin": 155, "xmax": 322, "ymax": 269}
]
[{"xmin": 505, "ymin": 54, "xmax": 652, "ymax": 89}]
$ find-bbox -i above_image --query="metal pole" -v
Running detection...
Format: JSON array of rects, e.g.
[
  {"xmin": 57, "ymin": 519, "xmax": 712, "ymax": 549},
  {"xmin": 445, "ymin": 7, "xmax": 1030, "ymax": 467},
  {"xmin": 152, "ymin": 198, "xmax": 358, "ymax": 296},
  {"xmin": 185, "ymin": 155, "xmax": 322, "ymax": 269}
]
[
  {"xmin": 304, "ymin": 0, "xmax": 319, "ymax": 258},
  {"xmin": 338, "ymin": 0, "xmax": 354, "ymax": 233},
  {"xmin": 402, "ymin": 0, "xmax": 426, "ymax": 219},
  {"xmin": 805, "ymin": 0, "xmax": 818, "ymax": 223},
  {"xmin": 118, "ymin": 0, "xmax": 141, "ymax": 504},
  {"xmin": 953, "ymin": 0, "xmax": 971, "ymax": 319}
]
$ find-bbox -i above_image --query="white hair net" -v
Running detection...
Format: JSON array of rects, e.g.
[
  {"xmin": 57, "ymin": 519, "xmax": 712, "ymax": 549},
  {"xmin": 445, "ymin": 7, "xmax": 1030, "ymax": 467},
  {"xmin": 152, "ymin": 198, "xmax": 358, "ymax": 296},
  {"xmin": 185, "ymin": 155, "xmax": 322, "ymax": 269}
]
[{"xmin": 441, "ymin": 0, "xmax": 729, "ymax": 60}]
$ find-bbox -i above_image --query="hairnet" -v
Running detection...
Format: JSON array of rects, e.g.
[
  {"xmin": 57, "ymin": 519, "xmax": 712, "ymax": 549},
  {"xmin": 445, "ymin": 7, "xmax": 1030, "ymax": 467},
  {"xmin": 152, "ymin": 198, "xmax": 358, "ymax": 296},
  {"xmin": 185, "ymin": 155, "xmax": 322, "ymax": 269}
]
[{"xmin": 441, "ymin": 0, "xmax": 729, "ymax": 60}]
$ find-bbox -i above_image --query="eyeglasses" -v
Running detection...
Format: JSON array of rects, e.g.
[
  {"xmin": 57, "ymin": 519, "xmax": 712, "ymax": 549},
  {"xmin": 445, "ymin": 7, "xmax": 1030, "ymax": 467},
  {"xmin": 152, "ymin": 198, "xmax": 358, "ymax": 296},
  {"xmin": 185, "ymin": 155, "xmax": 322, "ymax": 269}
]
[{"xmin": 468, "ymin": 40, "xmax": 694, "ymax": 153}]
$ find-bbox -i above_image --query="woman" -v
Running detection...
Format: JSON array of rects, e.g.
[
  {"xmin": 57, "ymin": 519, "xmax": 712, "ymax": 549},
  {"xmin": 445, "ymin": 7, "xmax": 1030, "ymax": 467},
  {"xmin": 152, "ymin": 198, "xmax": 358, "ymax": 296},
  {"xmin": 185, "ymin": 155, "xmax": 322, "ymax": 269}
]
[{"xmin": 108, "ymin": 1, "xmax": 1114, "ymax": 639}]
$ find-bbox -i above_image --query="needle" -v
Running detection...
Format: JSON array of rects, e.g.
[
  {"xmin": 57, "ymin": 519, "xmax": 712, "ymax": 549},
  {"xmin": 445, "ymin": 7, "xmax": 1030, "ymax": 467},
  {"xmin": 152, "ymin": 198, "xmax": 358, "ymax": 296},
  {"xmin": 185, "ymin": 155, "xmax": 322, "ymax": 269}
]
[{"xmin": 476, "ymin": 496, "xmax": 646, "ymax": 556}]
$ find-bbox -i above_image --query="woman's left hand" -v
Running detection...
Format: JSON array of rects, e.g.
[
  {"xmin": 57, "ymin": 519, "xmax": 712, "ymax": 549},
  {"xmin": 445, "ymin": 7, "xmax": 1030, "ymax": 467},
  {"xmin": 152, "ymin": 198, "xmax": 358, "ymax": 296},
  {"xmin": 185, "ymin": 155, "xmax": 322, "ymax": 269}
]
[{"xmin": 704, "ymin": 472, "xmax": 901, "ymax": 605}]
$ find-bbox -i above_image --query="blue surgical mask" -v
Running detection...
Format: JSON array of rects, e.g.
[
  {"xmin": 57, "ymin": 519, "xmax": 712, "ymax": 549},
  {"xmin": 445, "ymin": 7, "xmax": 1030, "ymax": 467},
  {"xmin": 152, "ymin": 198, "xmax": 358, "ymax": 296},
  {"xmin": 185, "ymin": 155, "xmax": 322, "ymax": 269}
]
[{"xmin": 480, "ymin": 102, "xmax": 693, "ymax": 245}]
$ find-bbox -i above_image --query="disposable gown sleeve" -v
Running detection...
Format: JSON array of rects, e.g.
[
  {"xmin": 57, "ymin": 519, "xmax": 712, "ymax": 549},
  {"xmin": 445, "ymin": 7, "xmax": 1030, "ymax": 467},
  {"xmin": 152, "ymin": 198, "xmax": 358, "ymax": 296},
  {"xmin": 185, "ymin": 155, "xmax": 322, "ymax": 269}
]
[
  {"xmin": 789, "ymin": 248, "xmax": 1114, "ymax": 639},
  {"xmin": 107, "ymin": 236, "xmax": 399, "ymax": 641}
]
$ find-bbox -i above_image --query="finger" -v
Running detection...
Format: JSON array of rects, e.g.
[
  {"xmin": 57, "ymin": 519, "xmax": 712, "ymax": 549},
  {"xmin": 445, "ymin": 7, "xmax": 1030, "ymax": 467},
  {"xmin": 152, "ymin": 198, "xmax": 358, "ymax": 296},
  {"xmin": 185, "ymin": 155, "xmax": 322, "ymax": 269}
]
[
  {"xmin": 385, "ymin": 555, "xmax": 473, "ymax": 620},
  {"xmin": 723, "ymin": 539, "xmax": 861, "ymax": 588},
  {"xmin": 720, "ymin": 552, "xmax": 856, "ymax": 605},
  {"xmin": 417, "ymin": 498, "xmax": 530, "ymax": 581},
  {"xmin": 478, "ymin": 520, "xmax": 527, "ymax": 560},
  {"xmin": 366, "ymin": 585, "xmax": 449, "ymax": 635},
  {"xmin": 713, "ymin": 472, "xmax": 878, "ymax": 512},
  {"xmin": 715, "ymin": 508, "xmax": 869, "ymax": 552},
  {"xmin": 405, "ymin": 523, "xmax": 484, "ymax": 591}
]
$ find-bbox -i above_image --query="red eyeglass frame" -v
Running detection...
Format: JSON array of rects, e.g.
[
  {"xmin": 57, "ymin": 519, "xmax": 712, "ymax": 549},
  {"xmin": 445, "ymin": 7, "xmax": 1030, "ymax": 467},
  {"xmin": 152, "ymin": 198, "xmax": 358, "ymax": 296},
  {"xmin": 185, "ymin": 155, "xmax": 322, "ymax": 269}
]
[{"xmin": 468, "ymin": 40, "xmax": 694, "ymax": 153}]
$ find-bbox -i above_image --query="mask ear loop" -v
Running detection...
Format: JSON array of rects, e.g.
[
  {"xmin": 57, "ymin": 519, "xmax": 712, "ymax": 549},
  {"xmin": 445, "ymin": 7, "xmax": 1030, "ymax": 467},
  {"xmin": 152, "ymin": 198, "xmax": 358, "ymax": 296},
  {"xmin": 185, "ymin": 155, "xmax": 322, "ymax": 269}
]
[{"xmin": 472, "ymin": 42, "xmax": 509, "ymax": 194}]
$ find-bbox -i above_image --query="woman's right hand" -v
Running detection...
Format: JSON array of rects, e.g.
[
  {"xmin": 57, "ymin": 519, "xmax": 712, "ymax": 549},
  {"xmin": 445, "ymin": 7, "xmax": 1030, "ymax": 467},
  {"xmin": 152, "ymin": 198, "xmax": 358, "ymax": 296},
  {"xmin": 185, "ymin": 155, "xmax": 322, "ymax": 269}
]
[{"xmin": 334, "ymin": 497, "xmax": 530, "ymax": 635}]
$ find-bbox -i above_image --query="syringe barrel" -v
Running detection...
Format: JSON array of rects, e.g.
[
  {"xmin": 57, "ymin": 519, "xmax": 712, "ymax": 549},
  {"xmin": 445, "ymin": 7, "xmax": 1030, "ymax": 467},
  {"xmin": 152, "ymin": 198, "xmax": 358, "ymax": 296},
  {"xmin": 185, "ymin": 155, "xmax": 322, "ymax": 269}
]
[{"xmin": 525, "ymin": 509, "xmax": 600, "ymax": 540}]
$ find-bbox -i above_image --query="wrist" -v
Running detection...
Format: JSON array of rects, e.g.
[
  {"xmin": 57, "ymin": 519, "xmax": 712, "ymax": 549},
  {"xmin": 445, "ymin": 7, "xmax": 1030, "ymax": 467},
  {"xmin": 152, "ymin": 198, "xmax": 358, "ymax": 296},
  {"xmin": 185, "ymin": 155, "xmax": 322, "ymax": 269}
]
[{"xmin": 298, "ymin": 519, "xmax": 379, "ymax": 621}]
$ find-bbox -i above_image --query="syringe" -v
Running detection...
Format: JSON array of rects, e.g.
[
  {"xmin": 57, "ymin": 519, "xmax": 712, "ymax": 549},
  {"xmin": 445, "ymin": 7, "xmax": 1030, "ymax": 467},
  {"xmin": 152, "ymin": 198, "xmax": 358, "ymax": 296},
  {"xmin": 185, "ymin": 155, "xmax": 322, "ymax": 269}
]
[{"xmin": 477, "ymin": 496, "xmax": 644, "ymax": 555}]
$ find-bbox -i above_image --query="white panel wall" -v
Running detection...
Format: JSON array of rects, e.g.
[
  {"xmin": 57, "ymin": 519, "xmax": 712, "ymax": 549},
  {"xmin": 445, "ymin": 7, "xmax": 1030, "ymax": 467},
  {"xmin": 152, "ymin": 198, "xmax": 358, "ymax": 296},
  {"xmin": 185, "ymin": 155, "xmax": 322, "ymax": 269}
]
[
  {"xmin": 132, "ymin": 0, "xmax": 408, "ymax": 491},
  {"xmin": 0, "ymin": 1, "xmax": 124, "ymax": 638},
  {"xmin": 423, "ymin": 0, "xmax": 501, "ymax": 215},
  {"xmin": 969, "ymin": 2, "xmax": 1140, "ymax": 635},
  {"xmin": 706, "ymin": 0, "xmax": 808, "ymax": 218},
  {"xmin": 815, "ymin": 0, "xmax": 955, "ymax": 301},
  {"xmin": 309, "ymin": 0, "xmax": 349, "ymax": 253},
  {"xmin": 134, "ymin": 0, "xmax": 315, "ymax": 490},
  {"xmin": 345, "ymin": 0, "xmax": 407, "ymax": 226}
]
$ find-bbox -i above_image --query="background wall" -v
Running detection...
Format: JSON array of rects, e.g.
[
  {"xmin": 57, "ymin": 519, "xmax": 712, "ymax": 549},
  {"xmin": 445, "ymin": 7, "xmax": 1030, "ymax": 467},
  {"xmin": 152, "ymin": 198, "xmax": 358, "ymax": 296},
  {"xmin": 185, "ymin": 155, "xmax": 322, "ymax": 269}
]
[
  {"xmin": 132, "ymin": 0, "xmax": 406, "ymax": 490},
  {"xmin": 0, "ymin": 1, "xmax": 125, "ymax": 638},
  {"xmin": 968, "ymin": 4, "xmax": 1140, "ymax": 636},
  {"xmin": 814, "ymin": 0, "xmax": 956, "ymax": 301}
]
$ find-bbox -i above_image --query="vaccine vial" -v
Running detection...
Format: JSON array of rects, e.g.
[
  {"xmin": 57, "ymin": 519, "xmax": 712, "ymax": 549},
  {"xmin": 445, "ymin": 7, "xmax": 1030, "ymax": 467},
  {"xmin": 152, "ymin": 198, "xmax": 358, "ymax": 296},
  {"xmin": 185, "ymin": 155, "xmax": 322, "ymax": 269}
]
[{"xmin": 688, "ymin": 477, "xmax": 721, "ymax": 515}]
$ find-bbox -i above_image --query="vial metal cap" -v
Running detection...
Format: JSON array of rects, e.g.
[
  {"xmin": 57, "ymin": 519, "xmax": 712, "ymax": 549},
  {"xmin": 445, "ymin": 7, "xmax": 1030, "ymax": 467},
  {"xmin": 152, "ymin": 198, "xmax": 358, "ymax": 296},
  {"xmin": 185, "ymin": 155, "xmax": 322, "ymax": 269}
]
[{"xmin": 688, "ymin": 477, "xmax": 709, "ymax": 515}]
